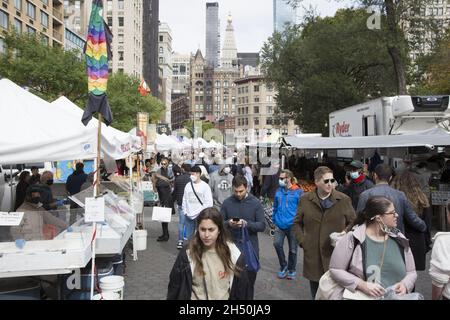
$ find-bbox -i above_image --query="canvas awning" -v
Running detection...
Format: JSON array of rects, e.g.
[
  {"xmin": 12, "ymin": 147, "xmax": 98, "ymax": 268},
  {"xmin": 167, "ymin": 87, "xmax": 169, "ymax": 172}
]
[
  {"xmin": 282, "ymin": 131, "xmax": 450, "ymax": 150},
  {"xmin": 0, "ymin": 79, "xmax": 98, "ymax": 165},
  {"xmin": 52, "ymin": 96, "xmax": 140, "ymax": 159}
]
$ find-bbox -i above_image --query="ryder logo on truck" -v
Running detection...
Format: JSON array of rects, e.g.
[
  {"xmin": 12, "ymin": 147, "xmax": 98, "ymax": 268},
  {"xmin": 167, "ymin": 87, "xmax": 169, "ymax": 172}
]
[{"xmin": 332, "ymin": 121, "xmax": 351, "ymax": 137}]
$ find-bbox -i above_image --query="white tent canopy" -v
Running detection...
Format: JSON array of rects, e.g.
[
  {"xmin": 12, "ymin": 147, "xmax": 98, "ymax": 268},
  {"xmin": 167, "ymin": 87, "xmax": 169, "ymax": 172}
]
[
  {"xmin": 0, "ymin": 79, "xmax": 98, "ymax": 165},
  {"xmin": 155, "ymin": 133, "xmax": 183, "ymax": 151},
  {"xmin": 282, "ymin": 131, "xmax": 450, "ymax": 150},
  {"xmin": 52, "ymin": 96, "xmax": 140, "ymax": 159}
]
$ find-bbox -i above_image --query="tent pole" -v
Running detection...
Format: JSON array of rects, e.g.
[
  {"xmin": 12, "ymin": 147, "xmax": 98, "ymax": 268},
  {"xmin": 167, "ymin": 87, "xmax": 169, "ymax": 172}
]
[{"xmin": 90, "ymin": 114, "xmax": 102, "ymax": 300}]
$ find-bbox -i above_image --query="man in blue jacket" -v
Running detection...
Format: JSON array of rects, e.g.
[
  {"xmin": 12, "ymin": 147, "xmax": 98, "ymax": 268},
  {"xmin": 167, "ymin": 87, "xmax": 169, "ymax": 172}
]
[
  {"xmin": 272, "ymin": 169, "xmax": 303, "ymax": 280},
  {"xmin": 221, "ymin": 175, "xmax": 266, "ymax": 299}
]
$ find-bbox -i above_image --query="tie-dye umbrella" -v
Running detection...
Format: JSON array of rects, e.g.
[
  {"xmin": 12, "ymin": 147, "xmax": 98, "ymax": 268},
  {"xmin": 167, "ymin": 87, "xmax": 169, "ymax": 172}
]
[{"xmin": 81, "ymin": 0, "xmax": 113, "ymax": 126}]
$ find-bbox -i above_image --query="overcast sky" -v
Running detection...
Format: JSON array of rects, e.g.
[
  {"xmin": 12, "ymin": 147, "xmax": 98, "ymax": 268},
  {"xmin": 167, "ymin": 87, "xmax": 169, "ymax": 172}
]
[{"xmin": 159, "ymin": 0, "xmax": 356, "ymax": 55}]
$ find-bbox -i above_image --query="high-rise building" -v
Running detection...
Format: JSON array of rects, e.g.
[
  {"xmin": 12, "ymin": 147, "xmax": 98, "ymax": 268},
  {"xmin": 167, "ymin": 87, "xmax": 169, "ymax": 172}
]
[
  {"xmin": 64, "ymin": 1, "xmax": 143, "ymax": 78},
  {"xmin": 64, "ymin": 0, "xmax": 89, "ymax": 37},
  {"xmin": 235, "ymin": 74, "xmax": 300, "ymax": 139},
  {"xmin": 107, "ymin": 0, "xmax": 143, "ymax": 78},
  {"xmin": 273, "ymin": 0, "xmax": 296, "ymax": 32},
  {"xmin": 143, "ymin": 0, "xmax": 159, "ymax": 97},
  {"xmin": 237, "ymin": 53, "xmax": 260, "ymax": 69},
  {"xmin": 188, "ymin": 48, "xmax": 239, "ymax": 122},
  {"xmin": 64, "ymin": 26, "xmax": 85, "ymax": 55},
  {"xmin": 171, "ymin": 53, "xmax": 191, "ymax": 99},
  {"xmin": 158, "ymin": 22, "xmax": 172, "ymax": 125},
  {"xmin": 0, "ymin": 0, "xmax": 65, "ymax": 49},
  {"xmin": 220, "ymin": 14, "xmax": 237, "ymax": 69},
  {"xmin": 205, "ymin": 2, "xmax": 220, "ymax": 68},
  {"xmin": 405, "ymin": 1, "xmax": 450, "ymax": 61}
]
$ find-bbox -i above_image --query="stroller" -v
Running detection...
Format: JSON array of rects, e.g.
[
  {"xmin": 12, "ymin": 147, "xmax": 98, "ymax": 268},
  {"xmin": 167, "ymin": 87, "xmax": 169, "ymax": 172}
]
[{"xmin": 262, "ymin": 197, "xmax": 276, "ymax": 236}]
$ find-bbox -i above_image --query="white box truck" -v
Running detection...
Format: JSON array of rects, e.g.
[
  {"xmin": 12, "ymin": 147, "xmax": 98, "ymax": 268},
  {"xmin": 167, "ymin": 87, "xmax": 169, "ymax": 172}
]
[
  {"xmin": 328, "ymin": 95, "xmax": 450, "ymax": 168},
  {"xmin": 329, "ymin": 95, "xmax": 450, "ymax": 137}
]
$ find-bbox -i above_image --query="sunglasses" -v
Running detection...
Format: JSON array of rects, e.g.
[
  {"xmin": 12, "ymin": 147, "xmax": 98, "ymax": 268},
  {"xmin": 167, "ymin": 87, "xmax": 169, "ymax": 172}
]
[{"xmin": 323, "ymin": 178, "xmax": 336, "ymax": 184}]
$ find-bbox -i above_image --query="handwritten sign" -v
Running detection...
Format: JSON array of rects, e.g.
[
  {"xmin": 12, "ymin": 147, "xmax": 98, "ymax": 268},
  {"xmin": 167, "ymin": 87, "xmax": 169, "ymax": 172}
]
[
  {"xmin": 84, "ymin": 197, "xmax": 105, "ymax": 222},
  {"xmin": 0, "ymin": 212, "xmax": 24, "ymax": 226}
]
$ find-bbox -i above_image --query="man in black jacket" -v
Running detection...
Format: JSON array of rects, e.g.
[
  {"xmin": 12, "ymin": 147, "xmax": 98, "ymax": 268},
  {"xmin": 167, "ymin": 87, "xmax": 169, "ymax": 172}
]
[
  {"xmin": 339, "ymin": 160, "xmax": 374, "ymax": 210},
  {"xmin": 66, "ymin": 163, "xmax": 88, "ymax": 196},
  {"xmin": 220, "ymin": 175, "xmax": 266, "ymax": 299},
  {"xmin": 172, "ymin": 164, "xmax": 191, "ymax": 249}
]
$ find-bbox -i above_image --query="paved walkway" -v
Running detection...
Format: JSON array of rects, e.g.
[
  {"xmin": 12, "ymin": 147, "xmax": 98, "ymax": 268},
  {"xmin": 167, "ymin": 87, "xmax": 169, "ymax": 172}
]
[{"xmin": 123, "ymin": 207, "xmax": 432, "ymax": 300}]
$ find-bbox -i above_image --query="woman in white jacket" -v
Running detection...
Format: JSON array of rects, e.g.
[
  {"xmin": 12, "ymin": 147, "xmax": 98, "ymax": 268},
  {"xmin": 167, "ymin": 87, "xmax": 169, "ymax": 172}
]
[{"xmin": 429, "ymin": 203, "xmax": 450, "ymax": 300}]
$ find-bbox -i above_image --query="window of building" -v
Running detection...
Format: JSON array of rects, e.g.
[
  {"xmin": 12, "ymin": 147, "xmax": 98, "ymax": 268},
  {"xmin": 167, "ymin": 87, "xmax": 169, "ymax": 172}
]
[
  {"xmin": 254, "ymin": 117, "xmax": 259, "ymax": 125},
  {"xmin": 245, "ymin": 118, "xmax": 248, "ymax": 125},
  {"xmin": 224, "ymin": 80, "xmax": 229, "ymax": 87},
  {"xmin": 27, "ymin": 25, "xmax": 35, "ymax": 34},
  {"xmin": 266, "ymin": 118, "xmax": 273, "ymax": 125},
  {"xmin": 159, "ymin": 35, "xmax": 163, "ymax": 41},
  {"xmin": 27, "ymin": 1, "xmax": 36, "ymax": 19},
  {"xmin": 159, "ymin": 57, "xmax": 163, "ymax": 63},
  {"xmin": 245, "ymin": 107, "xmax": 248, "ymax": 114},
  {"xmin": 0, "ymin": 38, "xmax": 5, "ymax": 55},
  {"xmin": 107, "ymin": 17, "xmax": 113, "ymax": 26},
  {"xmin": 118, "ymin": 34, "xmax": 123, "ymax": 43},
  {"xmin": 254, "ymin": 96, "xmax": 259, "ymax": 102},
  {"xmin": 118, "ymin": 0, "xmax": 124, "ymax": 10},
  {"xmin": 14, "ymin": 18, "xmax": 22, "ymax": 33},
  {"xmin": 41, "ymin": 35, "xmax": 49, "ymax": 46},
  {"xmin": 282, "ymin": 128, "xmax": 288, "ymax": 136},
  {"xmin": 14, "ymin": 0, "xmax": 22, "ymax": 11},
  {"xmin": 118, "ymin": 17, "xmax": 124, "ymax": 27},
  {"xmin": 215, "ymin": 88, "xmax": 220, "ymax": 94},
  {"xmin": 254, "ymin": 85, "xmax": 259, "ymax": 92},
  {"xmin": 159, "ymin": 46, "xmax": 163, "ymax": 53},
  {"xmin": 107, "ymin": 0, "xmax": 113, "ymax": 12},
  {"xmin": 266, "ymin": 84, "xmax": 273, "ymax": 91},
  {"xmin": 254, "ymin": 106, "xmax": 259, "ymax": 114},
  {"xmin": 267, "ymin": 106, "xmax": 273, "ymax": 114},
  {"xmin": 245, "ymin": 86, "xmax": 249, "ymax": 93},
  {"xmin": 266, "ymin": 96, "xmax": 273, "ymax": 102},
  {"xmin": 41, "ymin": 11, "xmax": 49, "ymax": 28},
  {"xmin": 215, "ymin": 80, "xmax": 220, "ymax": 87},
  {"xmin": 42, "ymin": 0, "xmax": 49, "ymax": 5},
  {"xmin": 238, "ymin": 87, "xmax": 241, "ymax": 94},
  {"xmin": 0, "ymin": 10, "xmax": 8, "ymax": 29},
  {"xmin": 118, "ymin": 51, "xmax": 124, "ymax": 61}
]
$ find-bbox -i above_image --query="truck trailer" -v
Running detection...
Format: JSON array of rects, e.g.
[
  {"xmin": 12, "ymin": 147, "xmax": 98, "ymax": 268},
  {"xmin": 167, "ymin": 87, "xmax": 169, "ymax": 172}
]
[{"xmin": 329, "ymin": 95, "xmax": 450, "ymax": 137}]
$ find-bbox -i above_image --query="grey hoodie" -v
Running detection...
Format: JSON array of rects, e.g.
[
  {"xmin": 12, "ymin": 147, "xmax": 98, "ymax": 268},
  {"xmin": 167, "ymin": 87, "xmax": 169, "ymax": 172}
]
[{"xmin": 209, "ymin": 166, "xmax": 233, "ymax": 206}]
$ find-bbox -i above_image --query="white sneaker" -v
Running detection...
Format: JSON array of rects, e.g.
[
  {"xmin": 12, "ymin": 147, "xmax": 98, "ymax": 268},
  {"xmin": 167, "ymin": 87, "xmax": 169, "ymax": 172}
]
[{"xmin": 177, "ymin": 240, "xmax": 183, "ymax": 249}]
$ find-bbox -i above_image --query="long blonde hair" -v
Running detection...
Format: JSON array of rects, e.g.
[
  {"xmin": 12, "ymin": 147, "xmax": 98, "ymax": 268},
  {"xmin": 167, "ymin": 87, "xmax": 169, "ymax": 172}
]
[{"xmin": 391, "ymin": 171, "xmax": 430, "ymax": 215}]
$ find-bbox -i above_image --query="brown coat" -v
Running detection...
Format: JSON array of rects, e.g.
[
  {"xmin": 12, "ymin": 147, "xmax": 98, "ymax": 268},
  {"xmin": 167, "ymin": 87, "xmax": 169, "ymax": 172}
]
[{"xmin": 293, "ymin": 189, "xmax": 356, "ymax": 282}]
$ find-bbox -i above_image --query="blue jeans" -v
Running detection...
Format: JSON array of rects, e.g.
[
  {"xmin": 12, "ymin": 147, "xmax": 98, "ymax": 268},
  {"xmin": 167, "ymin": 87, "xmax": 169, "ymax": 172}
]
[
  {"xmin": 184, "ymin": 215, "xmax": 197, "ymax": 241},
  {"xmin": 177, "ymin": 204, "xmax": 186, "ymax": 242},
  {"xmin": 273, "ymin": 226, "xmax": 298, "ymax": 272}
]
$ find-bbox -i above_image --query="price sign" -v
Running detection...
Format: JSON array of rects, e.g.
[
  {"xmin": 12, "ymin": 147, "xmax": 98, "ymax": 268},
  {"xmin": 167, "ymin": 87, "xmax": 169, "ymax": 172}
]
[
  {"xmin": 0, "ymin": 212, "xmax": 24, "ymax": 226},
  {"xmin": 84, "ymin": 197, "xmax": 105, "ymax": 222}
]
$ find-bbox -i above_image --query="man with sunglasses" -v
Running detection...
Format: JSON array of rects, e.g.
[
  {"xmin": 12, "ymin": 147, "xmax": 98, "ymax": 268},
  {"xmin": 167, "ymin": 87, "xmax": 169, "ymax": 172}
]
[{"xmin": 293, "ymin": 166, "xmax": 356, "ymax": 299}]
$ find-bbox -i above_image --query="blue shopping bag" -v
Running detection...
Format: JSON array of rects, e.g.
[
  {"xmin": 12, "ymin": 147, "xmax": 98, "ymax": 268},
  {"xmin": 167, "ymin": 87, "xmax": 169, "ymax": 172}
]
[{"xmin": 237, "ymin": 226, "xmax": 260, "ymax": 272}]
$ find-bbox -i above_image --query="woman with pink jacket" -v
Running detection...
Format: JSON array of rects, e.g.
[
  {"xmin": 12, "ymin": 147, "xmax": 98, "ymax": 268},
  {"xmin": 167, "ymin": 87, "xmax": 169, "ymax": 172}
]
[{"xmin": 328, "ymin": 196, "xmax": 417, "ymax": 299}]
